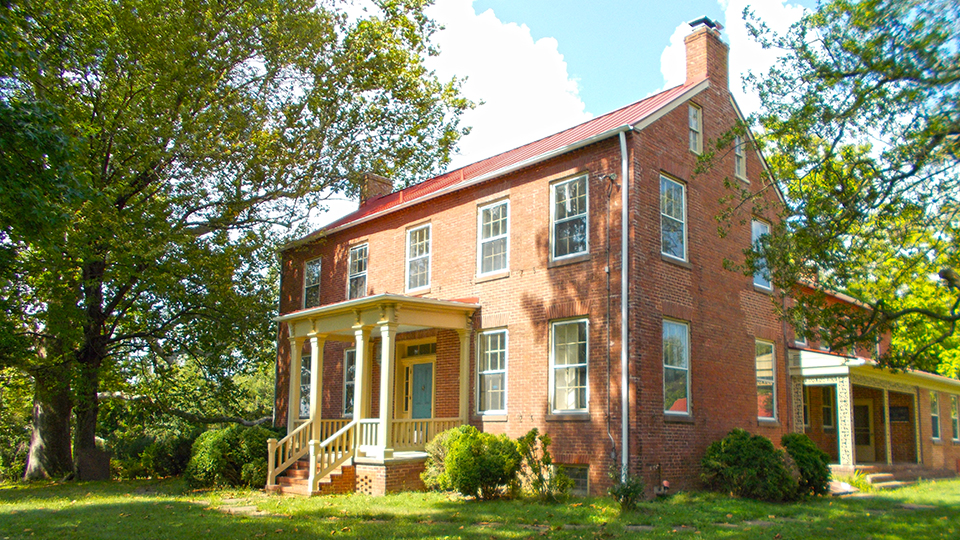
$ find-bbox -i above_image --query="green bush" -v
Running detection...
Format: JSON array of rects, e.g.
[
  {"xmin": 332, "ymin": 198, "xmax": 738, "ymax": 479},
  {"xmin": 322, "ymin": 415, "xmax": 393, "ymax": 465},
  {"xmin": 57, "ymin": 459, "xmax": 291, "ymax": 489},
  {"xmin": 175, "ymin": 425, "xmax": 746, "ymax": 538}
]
[
  {"xmin": 183, "ymin": 424, "xmax": 281, "ymax": 488},
  {"xmin": 444, "ymin": 426, "xmax": 520, "ymax": 500},
  {"xmin": 421, "ymin": 425, "xmax": 473, "ymax": 491},
  {"xmin": 781, "ymin": 432, "xmax": 831, "ymax": 496},
  {"xmin": 701, "ymin": 428, "xmax": 799, "ymax": 502},
  {"xmin": 608, "ymin": 465, "xmax": 646, "ymax": 512},
  {"xmin": 516, "ymin": 428, "xmax": 572, "ymax": 502}
]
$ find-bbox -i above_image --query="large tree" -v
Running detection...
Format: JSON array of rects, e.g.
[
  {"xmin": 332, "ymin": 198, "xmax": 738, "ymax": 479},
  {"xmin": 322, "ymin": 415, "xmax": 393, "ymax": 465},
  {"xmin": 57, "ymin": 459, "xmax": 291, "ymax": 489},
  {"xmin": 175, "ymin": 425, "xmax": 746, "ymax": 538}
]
[
  {"xmin": 730, "ymin": 0, "xmax": 959, "ymax": 375},
  {"xmin": 0, "ymin": 0, "xmax": 469, "ymax": 479}
]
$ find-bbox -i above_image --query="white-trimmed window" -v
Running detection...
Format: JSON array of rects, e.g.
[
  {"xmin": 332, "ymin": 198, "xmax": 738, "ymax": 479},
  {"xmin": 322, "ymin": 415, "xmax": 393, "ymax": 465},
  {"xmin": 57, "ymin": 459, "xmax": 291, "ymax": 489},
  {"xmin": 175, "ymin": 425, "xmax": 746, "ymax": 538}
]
[
  {"xmin": 477, "ymin": 330, "xmax": 508, "ymax": 414},
  {"xmin": 551, "ymin": 319, "xmax": 588, "ymax": 412},
  {"xmin": 822, "ymin": 386, "xmax": 835, "ymax": 429},
  {"xmin": 756, "ymin": 340, "xmax": 776, "ymax": 420},
  {"xmin": 343, "ymin": 349, "xmax": 356, "ymax": 417},
  {"xmin": 478, "ymin": 200, "xmax": 509, "ymax": 275},
  {"xmin": 303, "ymin": 258, "xmax": 322, "ymax": 309},
  {"xmin": 406, "ymin": 224, "xmax": 431, "ymax": 291},
  {"xmin": 299, "ymin": 354, "xmax": 311, "ymax": 418},
  {"xmin": 347, "ymin": 244, "xmax": 368, "ymax": 300},
  {"xmin": 752, "ymin": 220, "xmax": 772, "ymax": 290},
  {"xmin": 734, "ymin": 134, "xmax": 747, "ymax": 179},
  {"xmin": 795, "ymin": 327, "xmax": 808, "ymax": 347},
  {"xmin": 689, "ymin": 104, "xmax": 702, "ymax": 154},
  {"xmin": 550, "ymin": 176, "xmax": 588, "ymax": 260},
  {"xmin": 931, "ymin": 391, "xmax": 941, "ymax": 440},
  {"xmin": 951, "ymin": 395, "xmax": 959, "ymax": 442},
  {"xmin": 663, "ymin": 320, "xmax": 690, "ymax": 415},
  {"xmin": 660, "ymin": 175, "xmax": 686, "ymax": 261}
]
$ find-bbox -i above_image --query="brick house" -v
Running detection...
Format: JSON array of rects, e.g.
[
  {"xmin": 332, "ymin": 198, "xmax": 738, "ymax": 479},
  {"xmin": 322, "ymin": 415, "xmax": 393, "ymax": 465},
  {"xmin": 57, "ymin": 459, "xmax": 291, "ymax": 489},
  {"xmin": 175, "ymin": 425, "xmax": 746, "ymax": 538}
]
[{"xmin": 267, "ymin": 19, "xmax": 960, "ymax": 496}]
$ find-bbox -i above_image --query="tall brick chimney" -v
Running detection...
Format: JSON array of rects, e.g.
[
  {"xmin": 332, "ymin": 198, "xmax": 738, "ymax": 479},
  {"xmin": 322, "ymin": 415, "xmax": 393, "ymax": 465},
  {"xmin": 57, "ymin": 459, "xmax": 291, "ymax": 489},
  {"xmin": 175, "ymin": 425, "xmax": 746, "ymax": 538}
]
[
  {"xmin": 684, "ymin": 17, "xmax": 728, "ymax": 89},
  {"xmin": 359, "ymin": 173, "xmax": 393, "ymax": 204}
]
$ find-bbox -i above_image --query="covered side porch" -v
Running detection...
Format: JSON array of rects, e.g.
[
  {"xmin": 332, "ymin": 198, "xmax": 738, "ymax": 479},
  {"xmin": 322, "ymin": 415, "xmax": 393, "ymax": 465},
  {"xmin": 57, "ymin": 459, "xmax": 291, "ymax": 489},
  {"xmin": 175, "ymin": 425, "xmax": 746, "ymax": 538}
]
[{"xmin": 267, "ymin": 294, "xmax": 478, "ymax": 495}]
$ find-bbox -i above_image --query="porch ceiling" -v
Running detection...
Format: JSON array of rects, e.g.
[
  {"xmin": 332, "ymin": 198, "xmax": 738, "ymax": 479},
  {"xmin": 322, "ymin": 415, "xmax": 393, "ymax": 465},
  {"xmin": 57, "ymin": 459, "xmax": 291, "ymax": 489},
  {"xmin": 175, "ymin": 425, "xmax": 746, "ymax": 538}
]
[
  {"xmin": 276, "ymin": 293, "xmax": 479, "ymax": 340},
  {"xmin": 790, "ymin": 349, "xmax": 960, "ymax": 393}
]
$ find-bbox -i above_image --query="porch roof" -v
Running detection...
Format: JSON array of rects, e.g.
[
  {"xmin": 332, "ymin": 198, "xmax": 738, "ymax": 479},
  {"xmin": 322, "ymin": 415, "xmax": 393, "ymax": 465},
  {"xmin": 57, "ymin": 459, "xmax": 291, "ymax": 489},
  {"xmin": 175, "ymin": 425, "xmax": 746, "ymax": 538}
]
[
  {"xmin": 789, "ymin": 348, "xmax": 960, "ymax": 393},
  {"xmin": 276, "ymin": 293, "xmax": 479, "ymax": 341}
]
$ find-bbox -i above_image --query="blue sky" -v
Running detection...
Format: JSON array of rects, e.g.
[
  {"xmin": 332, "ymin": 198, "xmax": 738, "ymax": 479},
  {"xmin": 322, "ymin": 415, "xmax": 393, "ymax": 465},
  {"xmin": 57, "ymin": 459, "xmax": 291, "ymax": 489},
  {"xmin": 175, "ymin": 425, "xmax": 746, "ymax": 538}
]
[{"xmin": 318, "ymin": 0, "xmax": 816, "ymax": 225}]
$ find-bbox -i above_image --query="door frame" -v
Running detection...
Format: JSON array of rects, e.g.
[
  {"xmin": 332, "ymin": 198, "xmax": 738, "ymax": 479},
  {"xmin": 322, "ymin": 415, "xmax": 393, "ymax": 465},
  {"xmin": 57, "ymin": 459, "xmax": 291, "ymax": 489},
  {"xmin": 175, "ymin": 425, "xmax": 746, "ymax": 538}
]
[
  {"xmin": 394, "ymin": 338, "xmax": 437, "ymax": 420},
  {"xmin": 853, "ymin": 398, "xmax": 876, "ymax": 463}
]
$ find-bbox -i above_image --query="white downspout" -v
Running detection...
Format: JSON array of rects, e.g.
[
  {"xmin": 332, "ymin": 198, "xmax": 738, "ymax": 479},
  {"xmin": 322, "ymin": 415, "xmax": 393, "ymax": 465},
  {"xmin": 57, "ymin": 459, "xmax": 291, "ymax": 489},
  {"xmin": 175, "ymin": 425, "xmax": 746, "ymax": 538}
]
[{"xmin": 619, "ymin": 130, "xmax": 630, "ymax": 477}]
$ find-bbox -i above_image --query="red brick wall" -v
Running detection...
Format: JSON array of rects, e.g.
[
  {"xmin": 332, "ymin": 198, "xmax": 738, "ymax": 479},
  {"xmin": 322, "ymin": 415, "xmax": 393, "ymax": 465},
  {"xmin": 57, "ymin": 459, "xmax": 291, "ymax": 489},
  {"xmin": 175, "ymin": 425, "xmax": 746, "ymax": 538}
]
[
  {"xmin": 889, "ymin": 391, "xmax": 917, "ymax": 464},
  {"xmin": 804, "ymin": 385, "xmax": 839, "ymax": 462},
  {"xmin": 919, "ymin": 390, "xmax": 960, "ymax": 472},
  {"xmin": 356, "ymin": 461, "xmax": 426, "ymax": 495}
]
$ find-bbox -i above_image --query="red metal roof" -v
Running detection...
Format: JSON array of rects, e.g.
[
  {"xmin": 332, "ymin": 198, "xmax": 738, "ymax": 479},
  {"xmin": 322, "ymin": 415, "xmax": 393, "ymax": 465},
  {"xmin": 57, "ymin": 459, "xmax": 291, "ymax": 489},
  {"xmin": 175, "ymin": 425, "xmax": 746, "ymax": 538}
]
[{"xmin": 321, "ymin": 79, "xmax": 704, "ymax": 233}]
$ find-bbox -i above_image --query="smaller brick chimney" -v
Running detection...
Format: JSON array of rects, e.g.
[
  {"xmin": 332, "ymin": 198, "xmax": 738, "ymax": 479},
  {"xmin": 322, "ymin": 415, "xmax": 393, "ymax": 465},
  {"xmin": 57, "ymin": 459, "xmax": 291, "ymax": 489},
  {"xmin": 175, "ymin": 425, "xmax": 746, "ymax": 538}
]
[
  {"xmin": 359, "ymin": 173, "xmax": 393, "ymax": 204},
  {"xmin": 684, "ymin": 17, "xmax": 729, "ymax": 89}
]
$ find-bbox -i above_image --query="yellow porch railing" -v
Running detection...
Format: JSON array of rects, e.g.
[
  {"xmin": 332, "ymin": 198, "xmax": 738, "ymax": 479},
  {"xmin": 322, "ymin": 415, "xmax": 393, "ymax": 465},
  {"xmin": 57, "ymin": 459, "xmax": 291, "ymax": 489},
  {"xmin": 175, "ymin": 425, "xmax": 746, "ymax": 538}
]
[{"xmin": 391, "ymin": 417, "xmax": 462, "ymax": 450}]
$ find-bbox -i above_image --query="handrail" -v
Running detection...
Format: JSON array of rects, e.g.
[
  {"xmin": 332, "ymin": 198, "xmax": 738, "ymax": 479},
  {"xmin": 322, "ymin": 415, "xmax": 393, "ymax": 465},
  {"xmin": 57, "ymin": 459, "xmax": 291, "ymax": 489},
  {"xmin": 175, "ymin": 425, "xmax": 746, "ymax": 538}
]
[
  {"xmin": 309, "ymin": 419, "xmax": 359, "ymax": 493},
  {"xmin": 267, "ymin": 418, "xmax": 314, "ymax": 487},
  {"xmin": 392, "ymin": 417, "xmax": 462, "ymax": 450}
]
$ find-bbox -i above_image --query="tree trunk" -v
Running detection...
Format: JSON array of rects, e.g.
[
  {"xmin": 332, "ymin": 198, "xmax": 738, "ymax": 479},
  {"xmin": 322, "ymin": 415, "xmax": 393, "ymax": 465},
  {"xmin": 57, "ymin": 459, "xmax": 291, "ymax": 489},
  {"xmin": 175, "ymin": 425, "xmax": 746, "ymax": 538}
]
[{"xmin": 23, "ymin": 364, "xmax": 73, "ymax": 480}]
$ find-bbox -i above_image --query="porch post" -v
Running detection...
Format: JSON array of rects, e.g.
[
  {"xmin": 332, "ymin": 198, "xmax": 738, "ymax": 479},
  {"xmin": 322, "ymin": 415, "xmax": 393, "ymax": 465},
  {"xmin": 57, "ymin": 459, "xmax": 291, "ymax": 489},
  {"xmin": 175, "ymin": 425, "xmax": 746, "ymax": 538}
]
[
  {"xmin": 457, "ymin": 327, "xmax": 470, "ymax": 423},
  {"xmin": 837, "ymin": 379, "xmax": 855, "ymax": 467},
  {"xmin": 287, "ymin": 336, "xmax": 304, "ymax": 433},
  {"xmin": 378, "ymin": 306, "xmax": 398, "ymax": 459},
  {"xmin": 883, "ymin": 389, "xmax": 893, "ymax": 465},
  {"xmin": 791, "ymin": 378, "xmax": 805, "ymax": 434},
  {"xmin": 353, "ymin": 324, "xmax": 371, "ymax": 419},
  {"xmin": 913, "ymin": 389, "xmax": 922, "ymax": 464},
  {"xmin": 309, "ymin": 333, "xmax": 325, "ymax": 442}
]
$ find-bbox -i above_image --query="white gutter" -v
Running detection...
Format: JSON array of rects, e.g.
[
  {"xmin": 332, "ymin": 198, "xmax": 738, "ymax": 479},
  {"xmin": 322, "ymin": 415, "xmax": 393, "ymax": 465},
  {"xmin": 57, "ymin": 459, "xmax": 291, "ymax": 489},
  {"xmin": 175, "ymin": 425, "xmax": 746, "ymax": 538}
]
[
  {"xmin": 619, "ymin": 130, "xmax": 630, "ymax": 477},
  {"xmin": 283, "ymin": 124, "xmax": 638, "ymax": 251}
]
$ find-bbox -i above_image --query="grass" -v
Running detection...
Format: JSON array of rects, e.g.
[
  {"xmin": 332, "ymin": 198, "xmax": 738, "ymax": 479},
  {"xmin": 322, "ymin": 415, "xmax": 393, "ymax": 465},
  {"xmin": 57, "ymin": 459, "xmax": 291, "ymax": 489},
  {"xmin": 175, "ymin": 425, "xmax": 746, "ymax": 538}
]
[{"xmin": 0, "ymin": 478, "xmax": 958, "ymax": 539}]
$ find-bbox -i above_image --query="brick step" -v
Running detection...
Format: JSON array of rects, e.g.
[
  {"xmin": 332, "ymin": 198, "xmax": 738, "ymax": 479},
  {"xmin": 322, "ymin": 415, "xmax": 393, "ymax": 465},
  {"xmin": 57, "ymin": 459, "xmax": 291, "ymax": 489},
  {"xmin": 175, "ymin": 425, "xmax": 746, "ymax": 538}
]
[
  {"xmin": 865, "ymin": 473, "xmax": 895, "ymax": 485},
  {"xmin": 269, "ymin": 463, "xmax": 356, "ymax": 496}
]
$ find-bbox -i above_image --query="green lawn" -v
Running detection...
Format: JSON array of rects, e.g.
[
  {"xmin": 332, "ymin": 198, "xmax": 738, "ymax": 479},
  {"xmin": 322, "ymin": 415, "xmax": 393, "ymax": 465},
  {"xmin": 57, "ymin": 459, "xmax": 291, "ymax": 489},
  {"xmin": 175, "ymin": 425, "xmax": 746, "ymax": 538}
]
[{"xmin": 1, "ymin": 478, "xmax": 958, "ymax": 539}]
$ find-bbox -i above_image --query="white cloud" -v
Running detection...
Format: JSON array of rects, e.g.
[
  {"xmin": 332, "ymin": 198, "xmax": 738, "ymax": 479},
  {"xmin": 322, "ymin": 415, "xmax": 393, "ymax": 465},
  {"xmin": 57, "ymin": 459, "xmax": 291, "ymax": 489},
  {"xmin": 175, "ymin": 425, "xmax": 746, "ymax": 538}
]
[
  {"xmin": 659, "ymin": 1, "xmax": 808, "ymax": 116},
  {"xmin": 425, "ymin": 0, "xmax": 591, "ymax": 169}
]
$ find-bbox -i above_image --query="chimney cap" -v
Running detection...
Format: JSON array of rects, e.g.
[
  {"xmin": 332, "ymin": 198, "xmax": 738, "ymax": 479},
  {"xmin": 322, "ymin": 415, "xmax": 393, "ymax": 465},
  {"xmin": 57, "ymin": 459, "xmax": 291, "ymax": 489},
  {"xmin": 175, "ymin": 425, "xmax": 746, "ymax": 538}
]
[{"xmin": 688, "ymin": 16, "xmax": 723, "ymax": 31}]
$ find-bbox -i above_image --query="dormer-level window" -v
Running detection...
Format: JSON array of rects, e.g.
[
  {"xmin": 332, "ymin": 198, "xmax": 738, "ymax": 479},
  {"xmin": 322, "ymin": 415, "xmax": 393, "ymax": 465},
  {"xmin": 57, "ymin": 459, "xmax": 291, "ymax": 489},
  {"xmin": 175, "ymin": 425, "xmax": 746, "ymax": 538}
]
[
  {"xmin": 550, "ymin": 176, "xmax": 588, "ymax": 260},
  {"xmin": 689, "ymin": 104, "xmax": 702, "ymax": 154},
  {"xmin": 735, "ymin": 134, "xmax": 747, "ymax": 179},
  {"xmin": 348, "ymin": 244, "xmax": 368, "ymax": 300},
  {"xmin": 406, "ymin": 224, "xmax": 431, "ymax": 292},
  {"xmin": 303, "ymin": 258, "xmax": 321, "ymax": 308}
]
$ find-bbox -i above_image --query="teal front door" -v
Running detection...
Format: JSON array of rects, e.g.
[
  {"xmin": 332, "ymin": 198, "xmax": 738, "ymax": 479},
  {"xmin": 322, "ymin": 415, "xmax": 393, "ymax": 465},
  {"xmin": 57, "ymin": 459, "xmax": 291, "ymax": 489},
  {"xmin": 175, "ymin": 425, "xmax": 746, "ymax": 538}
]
[{"xmin": 412, "ymin": 363, "xmax": 433, "ymax": 419}]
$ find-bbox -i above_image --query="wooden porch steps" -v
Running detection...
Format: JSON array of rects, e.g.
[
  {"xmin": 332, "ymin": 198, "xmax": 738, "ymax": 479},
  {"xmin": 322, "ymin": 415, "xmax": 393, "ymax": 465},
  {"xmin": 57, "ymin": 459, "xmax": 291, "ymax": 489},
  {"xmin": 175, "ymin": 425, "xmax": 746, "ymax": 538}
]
[{"xmin": 266, "ymin": 459, "xmax": 357, "ymax": 496}]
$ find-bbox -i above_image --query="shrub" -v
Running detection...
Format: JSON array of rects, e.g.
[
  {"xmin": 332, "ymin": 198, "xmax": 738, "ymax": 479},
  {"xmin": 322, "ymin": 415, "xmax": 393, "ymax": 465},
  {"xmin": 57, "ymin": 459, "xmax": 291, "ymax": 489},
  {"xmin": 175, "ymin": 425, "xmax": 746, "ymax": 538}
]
[
  {"xmin": 608, "ymin": 465, "xmax": 646, "ymax": 512},
  {"xmin": 422, "ymin": 425, "xmax": 473, "ymax": 491},
  {"xmin": 781, "ymin": 432, "xmax": 831, "ymax": 496},
  {"xmin": 183, "ymin": 424, "xmax": 281, "ymax": 488},
  {"xmin": 701, "ymin": 428, "xmax": 799, "ymax": 502},
  {"xmin": 516, "ymin": 428, "xmax": 572, "ymax": 502},
  {"xmin": 444, "ymin": 426, "xmax": 520, "ymax": 500}
]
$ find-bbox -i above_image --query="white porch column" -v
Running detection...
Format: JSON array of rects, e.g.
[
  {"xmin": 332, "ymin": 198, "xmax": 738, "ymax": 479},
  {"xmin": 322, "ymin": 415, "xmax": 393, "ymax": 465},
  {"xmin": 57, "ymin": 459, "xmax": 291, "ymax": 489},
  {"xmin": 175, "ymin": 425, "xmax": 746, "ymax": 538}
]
[
  {"xmin": 309, "ymin": 333, "xmax": 325, "ymax": 442},
  {"xmin": 883, "ymin": 389, "xmax": 893, "ymax": 465},
  {"xmin": 378, "ymin": 315, "xmax": 398, "ymax": 459},
  {"xmin": 913, "ymin": 389, "xmax": 923, "ymax": 464},
  {"xmin": 457, "ymin": 327, "xmax": 470, "ymax": 422},
  {"xmin": 837, "ymin": 379, "xmax": 855, "ymax": 467},
  {"xmin": 353, "ymin": 324, "xmax": 371, "ymax": 420},
  {"xmin": 287, "ymin": 336, "xmax": 304, "ymax": 433}
]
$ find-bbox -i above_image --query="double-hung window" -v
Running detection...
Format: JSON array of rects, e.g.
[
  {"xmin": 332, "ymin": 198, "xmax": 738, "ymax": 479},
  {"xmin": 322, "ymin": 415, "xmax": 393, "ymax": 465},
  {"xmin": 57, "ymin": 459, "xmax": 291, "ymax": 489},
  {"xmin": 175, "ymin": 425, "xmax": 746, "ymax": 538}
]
[
  {"xmin": 551, "ymin": 319, "xmax": 588, "ymax": 412},
  {"xmin": 478, "ymin": 200, "xmax": 509, "ymax": 275},
  {"xmin": 752, "ymin": 220, "xmax": 772, "ymax": 290},
  {"xmin": 734, "ymin": 134, "xmax": 747, "ymax": 179},
  {"xmin": 689, "ymin": 104, "xmax": 702, "ymax": 154},
  {"xmin": 951, "ymin": 396, "xmax": 959, "ymax": 442},
  {"xmin": 406, "ymin": 224, "xmax": 431, "ymax": 292},
  {"xmin": 663, "ymin": 320, "xmax": 690, "ymax": 415},
  {"xmin": 660, "ymin": 175, "xmax": 686, "ymax": 261},
  {"xmin": 347, "ymin": 244, "xmax": 368, "ymax": 300},
  {"xmin": 756, "ymin": 340, "xmax": 776, "ymax": 420},
  {"xmin": 551, "ymin": 176, "xmax": 588, "ymax": 260},
  {"xmin": 303, "ymin": 258, "xmax": 322, "ymax": 308},
  {"xmin": 822, "ymin": 386, "xmax": 835, "ymax": 429},
  {"xmin": 343, "ymin": 349, "xmax": 356, "ymax": 417},
  {"xmin": 477, "ymin": 330, "xmax": 508, "ymax": 414},
  {"xmin": 931, "ymin": 391, "xmax": 941, "ymax": 440},
  {"xmin": 300, "ymin": 354, "xmax": 311, "ymax": 418}
]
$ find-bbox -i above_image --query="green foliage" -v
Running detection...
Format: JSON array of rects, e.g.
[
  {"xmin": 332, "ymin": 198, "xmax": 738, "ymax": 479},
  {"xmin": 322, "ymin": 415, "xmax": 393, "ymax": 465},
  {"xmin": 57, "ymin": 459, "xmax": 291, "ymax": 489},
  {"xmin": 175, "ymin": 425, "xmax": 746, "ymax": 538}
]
[
  {"xmin": 443, "ymin": 426, "xmax": 520, "ymax": 500},
  {"xmin": 608, "ymin": 465, "xmax": 646, "ymax": 512},
  {"xmin": 183, "ymin": 425, "xmax": 281, "ymax": 488},
  {"xmin": 421, "ymin": 425, "xmax": 472, "ymax": 491},
  {"xmin": 515, "ymin": 428, "xmax": 572, "ymax": 502},
  {"xmin": 781, "ymin": 433, "xmax": 831, "ymax": 496},
  {"xmin": 0, "ymin": 367, "xmax": 32, "ymax": 480},
  {"xmin": 701, "ymin": 429, "xmax": 799, "ymax": 502}
]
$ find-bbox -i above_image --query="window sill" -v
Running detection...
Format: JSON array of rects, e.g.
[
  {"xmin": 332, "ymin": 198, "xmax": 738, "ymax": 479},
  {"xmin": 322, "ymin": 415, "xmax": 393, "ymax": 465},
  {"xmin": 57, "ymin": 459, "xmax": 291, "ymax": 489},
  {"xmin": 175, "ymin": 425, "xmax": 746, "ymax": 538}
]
[
  {"xmin": 475, "ymin": 271, "xmax": 509, "ymax": 284},
  {"xmin": 546, "ymin": 412, "xmax": 591, "ymax": 422},
  {"xmin": 753, "ymin": 284, "xmax": 774, "ymax": 295},
  {"xmin": 475, "ymin": 414, "xmax": 507, "ymax": 422},
  {"xmin": 664, "ymin": 413, "xmax": 694, "ymax": 424},
  {"xmin": 662, "ymin": 254, "xmax": 692, "ymax": 269},
  {"xmin": 548, "ymin": 252, "xmax": 590, "ymax": 268},
  {"xmin": 736, "ymin": 174, "xmax": 749, "ymax": 184},
  {"xmin": 758, "ymin": 418, "xmax": 780, "ymax": 427},
  {"xmin": 931, "ymin": 438, "xmax": 943, "ymax": 446},
  {"xmin": 405, "ymin": 288, "xmax": 432, "ymax": 297}
]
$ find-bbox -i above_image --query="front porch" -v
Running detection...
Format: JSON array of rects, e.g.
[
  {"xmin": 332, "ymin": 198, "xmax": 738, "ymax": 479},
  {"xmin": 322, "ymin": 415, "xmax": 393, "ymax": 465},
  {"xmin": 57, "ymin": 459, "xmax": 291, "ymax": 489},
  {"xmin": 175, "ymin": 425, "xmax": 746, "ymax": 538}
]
[{"xmin": 267, "ymin": 294, "xmax": 478, "ymax": 495}]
